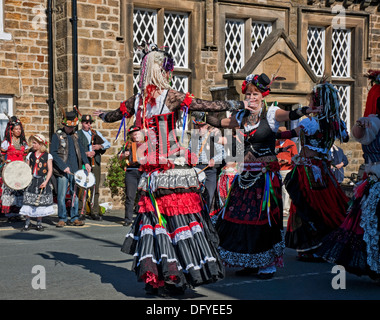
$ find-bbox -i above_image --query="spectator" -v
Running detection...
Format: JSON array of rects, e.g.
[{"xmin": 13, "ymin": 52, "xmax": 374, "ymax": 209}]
[
  {"xmin": 329, "ymin": 144, "xmax": 349, "ymax": 184},
  {"xmin": 20, "ymin": 134, "xmax": 55, "ymax": 231},
  {"xmin": 275, "ymin": 126, "xmax": 298, "ymax": 216},
  {"xmin": 50, "ymin": 110, "xmax": 91, "ymax": 228},
  {"xmin": 77, "ymin": 114, "xmax": 111, "ymax": 220},
  {"xmin": 119, "ymin": 125, "xmax": 144, "ymax": 227}
]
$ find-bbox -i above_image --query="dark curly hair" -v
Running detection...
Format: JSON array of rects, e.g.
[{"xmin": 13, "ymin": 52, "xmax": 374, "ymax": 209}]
[{"xmin": 3, "ymin": 116, "xmax": 27, "ymax": 146}]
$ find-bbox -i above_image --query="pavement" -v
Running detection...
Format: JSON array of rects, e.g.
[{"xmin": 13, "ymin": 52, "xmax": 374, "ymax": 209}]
[{"xmin": 1, "ymin": 208, "xmax": 380, "ymax": 305}]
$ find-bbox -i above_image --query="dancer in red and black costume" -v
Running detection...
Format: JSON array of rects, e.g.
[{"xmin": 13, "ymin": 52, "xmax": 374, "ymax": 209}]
[
  {"xmin": 204, "ymin": 73, "xmax": 321, "ymax": 279},
  {"xmin": 284, "ymin": 81, "xmax": 349, "ymax": 262},
  {"xmin": 94, "ymin": 44, "xmax": 250, "ymax": 297},
  {"xmin": 317, "ymin": 70, "xmax": 380, "ymax": 282},
  {"xmin": 1, "ymin": 116, "xmax": 28, "ymax": 222}
]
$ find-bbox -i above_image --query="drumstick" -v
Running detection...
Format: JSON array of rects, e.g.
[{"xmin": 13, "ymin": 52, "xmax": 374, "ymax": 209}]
[
  {"xmin": 198, "ymin": 165, "xmax": 209, "ymax": 174},
  {"xmin": 35, "ymin": 187, "xmax": 45, "ymax": 206},
  {"xmin": 67, "ymin": 172, "xmax": 83, "ymax": 181}
]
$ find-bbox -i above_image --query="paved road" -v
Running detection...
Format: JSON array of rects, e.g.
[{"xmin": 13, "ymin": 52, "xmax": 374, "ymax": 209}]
[{"xmin": 1, "ymin": 210, "xmax": 380, "ymax": 302}]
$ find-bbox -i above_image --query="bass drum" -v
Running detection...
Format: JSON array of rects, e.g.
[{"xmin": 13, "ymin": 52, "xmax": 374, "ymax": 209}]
[{"xmin": 2, "ymin": 160, "xmax": 32, "ymax": 190}]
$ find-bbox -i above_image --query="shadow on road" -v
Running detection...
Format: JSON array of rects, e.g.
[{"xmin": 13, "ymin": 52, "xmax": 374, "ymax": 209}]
[{"xmin": 38, "ymin": 251, "xmax": 145, "ymax": 298}]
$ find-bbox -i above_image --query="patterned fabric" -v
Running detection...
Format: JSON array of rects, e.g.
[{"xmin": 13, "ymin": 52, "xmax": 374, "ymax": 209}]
[
  {"xmin": 122, "ymin": 173, "xmax": 225, "ymax": 289},
  {"xmin": 22, "ymin": 176, "xmax": 54, "ymax": 207},
  {"xmin": 318, "ymin": 178, "xmax": 380, "ymax": 278}
]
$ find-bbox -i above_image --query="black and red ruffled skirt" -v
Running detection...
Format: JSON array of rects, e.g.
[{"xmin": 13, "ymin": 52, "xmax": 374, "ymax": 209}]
[
  {"xmin": 121, "ymin": 167, "xmax": 225, "ymax": 290},
  {"xmin": 285, "ymin": 160, "xmax": 348, "ymax": 252}
]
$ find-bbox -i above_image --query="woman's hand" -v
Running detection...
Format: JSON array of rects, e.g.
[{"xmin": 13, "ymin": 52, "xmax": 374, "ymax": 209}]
[
  {"xmin": 306, "ymin": 105, "xmax": 323, "ymax": 115},
  {"xmin": 93, "ymin": 110, "xmax": 104, "ymax": 118},
  {"xmin": 243, "ymin": 100, "xmax": 261, "ymax": 114}
]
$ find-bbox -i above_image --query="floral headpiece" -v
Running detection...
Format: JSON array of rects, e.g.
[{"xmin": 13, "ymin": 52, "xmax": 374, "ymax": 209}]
[
  {"xmin": 60, "ymin": 108, "xmax": 79, "ymax": 127},
  {"xmin": 30, "ymin": 134, "xmax": 48, "ymax": 146},
  {"xmin": 241, "ymin": 73, "xmax": 271, "ymax": 97},
  {"xmin": 8, "ymin": 115, "xmax": 22, "ymax": 127}
]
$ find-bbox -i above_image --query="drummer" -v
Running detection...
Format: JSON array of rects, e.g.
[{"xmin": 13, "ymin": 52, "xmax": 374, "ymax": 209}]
[
  {"xmin": 50, "ymin": 110, "xmax": 91, "ymax": 228},
  {"xmin": 0, "ymin": 116, "xmax": 28, "ymax": 222}
]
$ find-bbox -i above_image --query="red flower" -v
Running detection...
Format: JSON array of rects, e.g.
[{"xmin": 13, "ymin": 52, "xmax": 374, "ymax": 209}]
[
  {"xmin": 120, "ymin": 101, "xmax": 127, "ymax": 115},
  {"xmin": 181, "ymin": 92, "xmax": 194, "ymax": 107},
  {"xmin": 241, "ymin": 80, "xmax": 247, "ymax": 94}
]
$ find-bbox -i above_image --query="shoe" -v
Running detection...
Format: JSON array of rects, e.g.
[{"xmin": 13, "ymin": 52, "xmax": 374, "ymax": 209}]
[
  {"xmin": 145, "ymin": 284, "xmax": 158, "ymax": 296},
  {"xmin": 235, "ymin": 267, "xmax": 259, "ymax": 276},
  {"xmin": 56, "ymin": 221, "xmax": 66, "ymax": 228},
  {"xmin": 91, "ymin": 214, "xmax": 102, "ymax": 221},
  {"xmin": 157, "ymin": 287, "xmax": 170, "ymax": 298},
  {"xmin": 21, "ymin": 224, "xmax": 32, "ymax": 232},
  {"xmin": 165, "ymin": 284, "xmax": 186, "ymax": 296},
  {"xmin": 36, "ymin": 225, "xmax": 44, "ymax": 231},
  {"xmin": 71, "ymin": 219, "xmax": 85, "ymax": 226},
  {"xmin": 257, "ymin": 272, "xmax": 275, "ymax": 280},
  {"xmin": 123, "ymin": 221, "xmax": 132, "ymax": 227},
  {"xmin": 297, "ymin": 252, "xmax": 325, "ymax": 262}
]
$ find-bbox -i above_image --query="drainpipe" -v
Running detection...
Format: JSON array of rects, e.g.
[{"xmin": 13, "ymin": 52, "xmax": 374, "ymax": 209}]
[
  {"xmin": 71, "ymin": 0, "xmax": 78, "ymax": 114},
  {"xmin": 46, "ymin": 0, "xmax": 55, "ymax": 140}
]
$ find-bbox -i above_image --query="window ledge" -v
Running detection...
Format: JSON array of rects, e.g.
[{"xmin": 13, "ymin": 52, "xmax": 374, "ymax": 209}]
[{"xmin": 0, "ymin": 32, "xmax": 12, "ymax": 40}]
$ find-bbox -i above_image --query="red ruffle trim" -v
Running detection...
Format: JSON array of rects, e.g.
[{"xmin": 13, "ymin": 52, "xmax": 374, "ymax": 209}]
[
  {"xmin": 138, "ymin": 192, "xmax": 202, "ymax": 216},
  {"xmin": 142, "ymin": 271, "xmax": 165, "ymax": 288},
  {"xmin": 140, "ymin": 220, "xmax": 204, "ymax": 239}
]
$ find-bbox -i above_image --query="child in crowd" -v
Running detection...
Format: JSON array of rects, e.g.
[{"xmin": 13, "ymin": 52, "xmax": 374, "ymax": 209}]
[{"xmin": 20, "ymin": 134, "xmax": 55, "ymax": 231}]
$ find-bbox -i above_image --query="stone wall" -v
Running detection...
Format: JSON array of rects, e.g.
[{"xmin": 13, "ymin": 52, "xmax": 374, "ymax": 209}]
[{"xmin": 0, "ymin": 0, "xmax": 49, "ymax": 136}]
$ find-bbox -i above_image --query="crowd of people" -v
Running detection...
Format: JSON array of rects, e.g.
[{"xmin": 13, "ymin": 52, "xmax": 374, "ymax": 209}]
[
  {"xmin": 0, "ymin": 110, "xmax": 110, "ymax": 230},
  {"xmin": 1, "ymin": 42, "xmax": 380, "ymax": 297}
]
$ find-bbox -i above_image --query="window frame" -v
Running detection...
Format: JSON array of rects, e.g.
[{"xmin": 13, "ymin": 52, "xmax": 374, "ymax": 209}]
[
  {"xmin": 300, "ymin": 10, "xmax": 368, "ymax": 129},
  {"xmin": 131, "ymin": 7, "xmax": 191, "ymax": 94},
  {"xmin": 217, "ymin": 4, "xmax": 287, "ymax": 75},
  {"xmin": 0, "ymin": 95, "xmax": 13, "ymax": 141},
  {"xmin": 0, "ymin": 0, "xmax": 11, "ymax": 40}
]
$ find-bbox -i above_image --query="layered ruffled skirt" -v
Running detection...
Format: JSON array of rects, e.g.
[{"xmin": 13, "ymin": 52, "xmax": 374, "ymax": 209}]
[
  {"xmin": 285, "ymin": 160, "xmax": 348, "ymax": 252},
  {"xmin": 121, "ymin": 167, "xmax": 225, "ymax": 289},
  {"xmin": 19, "ymin": 176, "xmax": 54, "ymax": 218},
  {"xmin": 215, "ymin": 167, "xmax": 285, "ymax": 270},
  {"xmin": 317, "ymin": 177, "xmax": 380, "ymax": 279}
]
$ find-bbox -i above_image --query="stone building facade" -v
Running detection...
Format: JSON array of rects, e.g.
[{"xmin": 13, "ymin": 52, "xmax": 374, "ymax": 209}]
[{"xmin": 0, "ymin": 0, "xmax": 379, "ymax": 208}]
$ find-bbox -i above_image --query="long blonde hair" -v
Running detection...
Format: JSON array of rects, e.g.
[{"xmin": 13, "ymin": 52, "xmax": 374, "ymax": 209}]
[{"xmin": 137, "ymin": 50, "xmax": 172, "ymax": 93}]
